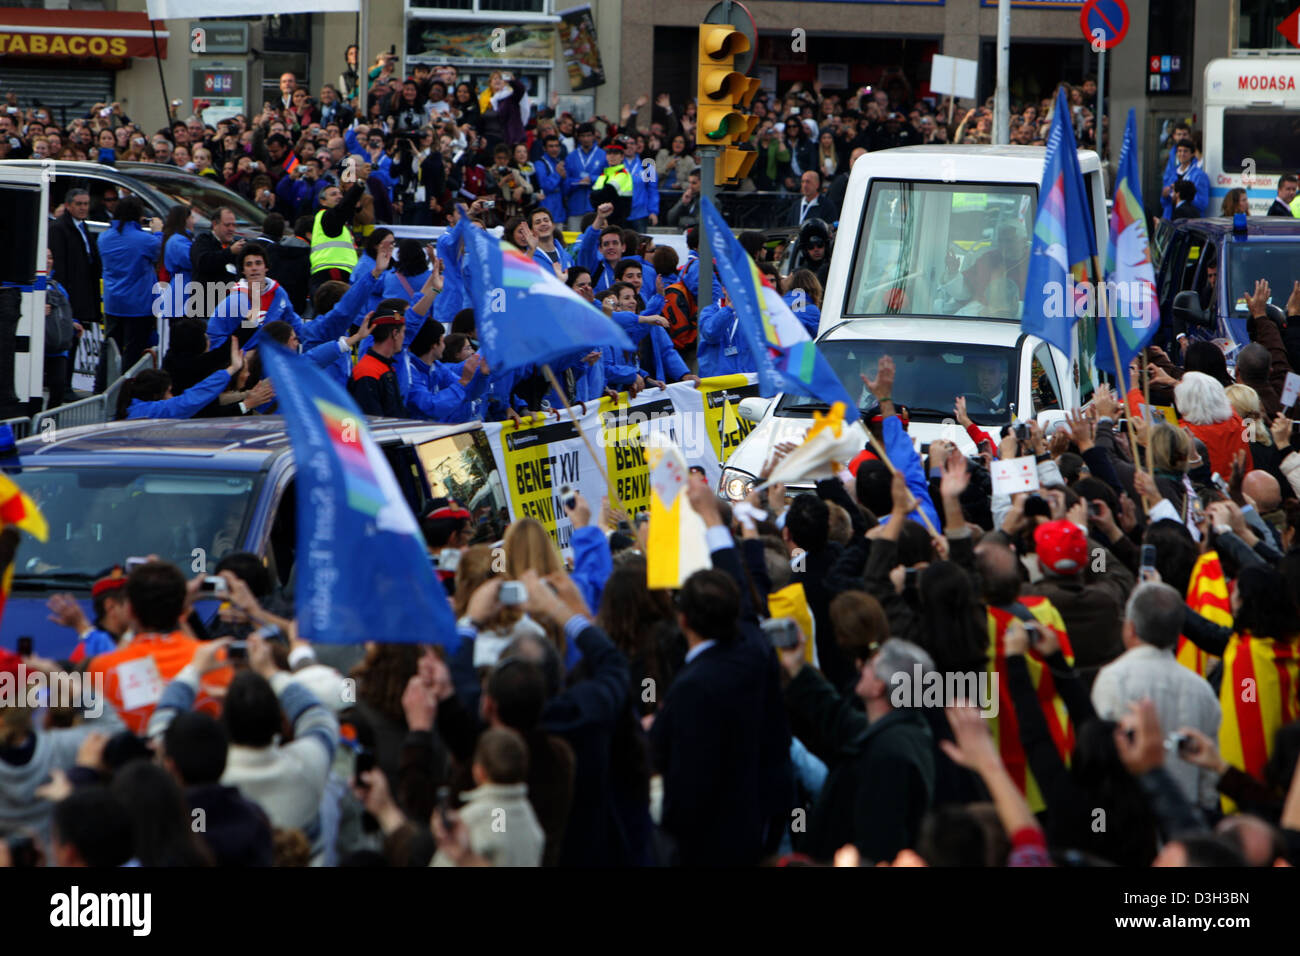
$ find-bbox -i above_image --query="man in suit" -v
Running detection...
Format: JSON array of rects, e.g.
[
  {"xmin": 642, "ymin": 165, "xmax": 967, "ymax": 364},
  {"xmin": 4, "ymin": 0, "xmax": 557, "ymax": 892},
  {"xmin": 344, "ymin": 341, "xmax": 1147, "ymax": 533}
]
[
  {"xmin": 49, "ymin": 188, "xmax": 101, "ymax": 398},
  {"xmin": 318, "ymin": 84, "xmax": 355, "ymax": 130},
  {"xmin": 651, "ymin": 480, "xmax": 792, "ymax": 866},
  {"xmin": 1268, "ymin": 173, "xmax": 1297, "ymax": 217},
  {"xmin": 794, "ymin": 169, "xmax": 827, "ymax": 226},
  {"xmin": 1170, "ymin": 179, "xmax": 1201, "ymax": 220}
]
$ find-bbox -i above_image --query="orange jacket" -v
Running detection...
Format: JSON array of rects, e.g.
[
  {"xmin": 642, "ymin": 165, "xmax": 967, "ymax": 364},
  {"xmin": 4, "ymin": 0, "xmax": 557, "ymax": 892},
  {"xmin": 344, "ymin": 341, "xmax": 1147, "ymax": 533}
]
[
  {"xmin": 87, "ymin": 632, "xmax": 232, "ymax": 735},
  {"xmin": 1185, "ymin": 415, "xmax": 1252, "ymax": 478}
]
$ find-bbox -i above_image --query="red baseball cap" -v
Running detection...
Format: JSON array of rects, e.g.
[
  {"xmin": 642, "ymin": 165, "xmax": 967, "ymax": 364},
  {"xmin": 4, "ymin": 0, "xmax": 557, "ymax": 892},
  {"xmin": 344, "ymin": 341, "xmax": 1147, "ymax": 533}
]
[{"xmin": 1034, "ymin": 519, "xmax": 1087, "ymax": 575}]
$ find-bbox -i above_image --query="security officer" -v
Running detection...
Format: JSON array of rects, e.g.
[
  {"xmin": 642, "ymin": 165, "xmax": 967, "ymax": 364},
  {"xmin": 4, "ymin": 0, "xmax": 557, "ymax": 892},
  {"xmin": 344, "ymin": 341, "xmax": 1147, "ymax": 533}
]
[
  {"xmin": 348, "ymin": 298, "xmax": 406, "ymax": 416},
  {"xmin": 591, "ymin": 136, "xmax": 635, "ymax": 226},
  {"xmin": 310, "ymin": 180, "xmax": 365, "ymax": 295}
]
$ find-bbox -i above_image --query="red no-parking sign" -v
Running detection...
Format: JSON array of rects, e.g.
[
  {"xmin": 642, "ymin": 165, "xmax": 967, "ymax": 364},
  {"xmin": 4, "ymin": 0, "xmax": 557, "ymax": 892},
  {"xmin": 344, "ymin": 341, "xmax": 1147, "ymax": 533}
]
[{"xmin": 1080, "ymin": 0, "xmax": 1129, "ymax": 51}]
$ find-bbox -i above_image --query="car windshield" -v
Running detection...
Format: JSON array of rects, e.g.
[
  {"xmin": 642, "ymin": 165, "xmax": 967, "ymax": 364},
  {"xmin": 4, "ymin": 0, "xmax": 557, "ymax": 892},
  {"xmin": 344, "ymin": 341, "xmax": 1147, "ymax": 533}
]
[
  {"xmin": 11, "ymin": 468, "xmax": 258, "ymax": 581},
  {"xmin": 781, "ymin": 339, "xmax": 1018, "ymax": 422},
  {"xmin": 1224, "ymin": 240, "xmax": 1300, "ymax": 348},
  {"xmin": 128, "ymin": 170, "xmax": 266, "ymax": 228},
  {"xmin": 846, "ymin": 180, "xmax": 1036, "ymax": 319}
]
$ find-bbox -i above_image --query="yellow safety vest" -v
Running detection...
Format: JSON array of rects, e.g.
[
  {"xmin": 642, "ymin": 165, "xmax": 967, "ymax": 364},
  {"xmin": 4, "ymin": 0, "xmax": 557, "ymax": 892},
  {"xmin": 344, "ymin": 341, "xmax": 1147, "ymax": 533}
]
[
  {"xmin": 310, "ymin": 208, "xmax": 358, "ymax": 274},
  {"xmin": 593, "ymin": 165, "xmax": 634, "ymax": 197}
]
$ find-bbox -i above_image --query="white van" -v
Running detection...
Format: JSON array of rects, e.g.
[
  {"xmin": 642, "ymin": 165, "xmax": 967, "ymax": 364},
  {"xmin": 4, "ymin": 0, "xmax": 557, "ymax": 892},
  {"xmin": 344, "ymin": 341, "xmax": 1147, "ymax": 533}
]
[
  {"xmin": 0, "ymin": 164, "xmax": 50, "ymax": 414},
  {"xmin": 1203, "ymin": 57, "xmax": 1300, "ymax": 216},
  {"xmin": 719, "ymin": 145, "xmax": 1107, "ymax": 500}
]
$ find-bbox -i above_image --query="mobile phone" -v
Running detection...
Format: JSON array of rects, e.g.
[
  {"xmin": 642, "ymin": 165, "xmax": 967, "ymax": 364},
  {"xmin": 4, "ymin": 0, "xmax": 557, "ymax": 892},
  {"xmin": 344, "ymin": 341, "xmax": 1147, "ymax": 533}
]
[
  {"xmin": 1023, "ymin": 622, "xmax": 1041, "ymax": 645},
  {"xmin": 903, "ymin": 567, "xmax": 919, "ymax": 589},
  {"xmin": 226, "ymin": 641, "xmax": 247, "ymax": 661},
  {"xmin": 634, "ymin": 511, "xmax": 650, "ymax": 528},
  {"xmin": 499, "ymin": 580, "xmax": 527, "ymax": 606},
  {"xmin": 437, "ymin": 548, "xmax": 461, "ymax": 573},
  {"xmin": 197, "ymin": 575, "xmax": 229, "ymax": 596},
  {"xmin": 1014, "ymin": 422, "xmax": 1031, "ymax": 442},
  {"xmin": 560, "ymin": 484, "xmax": 577, "ymax": 512},
  {"xmin": 435, "ymin": 785, "xmax": 452, "ymax": 830},
  {"xmin": 17, "ymin": 636, "xmax": 32, "ymax": 657},
  {"xmin": 1088, "ymin": 501, "xmax": 1103, "ymax": 518},
  {"xmin": 1168, "ymin": 732, "xmax": 1198, "ymax": 757},
  {"xmin": 354, "ymin": 747, "xmax": 376, "ymax": 787},
  {"xmin": 483, "ymin": 200, "xmax": 495, "ymax": 209},
  {"xmin": 99, "ymin": 107, "xmax": 112, "ymax": 118},
  {"xmin": 977, "ymin": 439, "xmax": 993, "ymax": 457},
  {"xmin": 1140, "ymin": 544, "xmax": 1157, "ymax": 574},
  {"xmin": 125, "ymin": 555, "xmax": 149, "ymax": 572},
  {"xmin": 761, "ymin": 617, "xmax": 801, "ymax": 649},
  {"xmin": 1211, "ymin": 472, "xmax": 1229, "ymax": 494}
]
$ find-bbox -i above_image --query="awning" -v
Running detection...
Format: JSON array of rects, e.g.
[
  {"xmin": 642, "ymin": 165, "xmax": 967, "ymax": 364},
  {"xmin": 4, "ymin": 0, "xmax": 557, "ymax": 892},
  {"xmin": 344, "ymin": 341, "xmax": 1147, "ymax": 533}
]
[
  {"xmin": 0, "ymin": 10, "xmax": 169, "ymax": 60},
  {"xmin": 147, "ymin": 0, "xmax": 357, "ymax": 18}
]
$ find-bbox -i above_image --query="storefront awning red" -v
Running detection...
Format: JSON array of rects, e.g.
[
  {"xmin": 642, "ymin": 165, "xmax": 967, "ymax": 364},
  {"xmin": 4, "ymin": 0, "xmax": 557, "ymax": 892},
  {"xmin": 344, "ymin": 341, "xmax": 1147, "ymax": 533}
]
[{"xmin": 0, "ymin": 10, "xmax": 168, "ymax": 60}]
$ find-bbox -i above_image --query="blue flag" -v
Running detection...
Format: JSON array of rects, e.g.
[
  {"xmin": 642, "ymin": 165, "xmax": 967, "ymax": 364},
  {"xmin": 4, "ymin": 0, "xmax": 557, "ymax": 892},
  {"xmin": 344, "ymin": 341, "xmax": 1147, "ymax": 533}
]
[
  {"xmin": 699, "ymin": 197, "xmax": 855, "ymax": 409},
  {"xmin": 1096, "ymin": 109, "xmax": 1160, "ymax": 380},
  {"xmin": 1020, "ymin": 87, "xmax": 1099, "ymax": 358},
  {"xmin": 457, "ymin": 212, "xmax": 633, "ymax": 377},
  {"xmin": 259, "ymin": 343, "xmax": 457, "ymax": 644}
]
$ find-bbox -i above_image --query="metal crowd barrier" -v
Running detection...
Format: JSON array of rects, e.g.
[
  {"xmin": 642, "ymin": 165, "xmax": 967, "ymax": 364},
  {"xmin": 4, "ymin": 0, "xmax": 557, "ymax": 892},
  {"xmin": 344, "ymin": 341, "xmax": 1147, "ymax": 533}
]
[{"xmin": 30, "ymin": 351, "xmax": 156, "ymax": 435}]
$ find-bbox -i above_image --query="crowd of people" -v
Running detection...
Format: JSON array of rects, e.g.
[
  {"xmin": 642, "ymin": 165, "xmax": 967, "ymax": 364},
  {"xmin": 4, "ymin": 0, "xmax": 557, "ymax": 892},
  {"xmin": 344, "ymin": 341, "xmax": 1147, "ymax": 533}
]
[{"xmin": 3, "ymin": 265, "xmax": 1300, "ymax": 866}]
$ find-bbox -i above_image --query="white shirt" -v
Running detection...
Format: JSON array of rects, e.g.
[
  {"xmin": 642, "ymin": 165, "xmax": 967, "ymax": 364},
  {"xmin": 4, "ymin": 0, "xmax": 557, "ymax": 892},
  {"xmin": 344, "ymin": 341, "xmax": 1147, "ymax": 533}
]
[
  {"xmin": 799, "ymin": 197, "xmax": 816, "ymax": 223},
  {"xmin": 1091, "ymin": 643, "xmax": 1222, "ymax": 810}
]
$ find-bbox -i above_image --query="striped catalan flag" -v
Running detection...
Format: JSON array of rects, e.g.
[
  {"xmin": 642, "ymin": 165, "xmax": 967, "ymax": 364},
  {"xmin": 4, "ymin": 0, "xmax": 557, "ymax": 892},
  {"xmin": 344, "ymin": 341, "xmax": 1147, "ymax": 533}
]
[
  {"xmin": 0, "ymin": 473, "xmax": 48, "ymax": 630},
  {"xmin": 284, "ymin": 152, "xmax": 300, "ymax": 176},
  {"xmin": 986, "ymin": 596, "xmax": 1076, "ymax": 814},
  {"xmin": 1177, "ymin": 551, "xmax": 1231, "ymax": 677},
  {"xmin": 1219, "ymin": 632, "xmax": 1300, "ymax": 792}
]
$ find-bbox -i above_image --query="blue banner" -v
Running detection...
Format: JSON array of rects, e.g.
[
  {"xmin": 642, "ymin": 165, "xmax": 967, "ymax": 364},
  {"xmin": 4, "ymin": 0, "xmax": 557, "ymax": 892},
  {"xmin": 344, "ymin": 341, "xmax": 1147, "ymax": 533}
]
[{"xmin": 259, "ymin": 343, "xmax": 456, "ymax": 644}]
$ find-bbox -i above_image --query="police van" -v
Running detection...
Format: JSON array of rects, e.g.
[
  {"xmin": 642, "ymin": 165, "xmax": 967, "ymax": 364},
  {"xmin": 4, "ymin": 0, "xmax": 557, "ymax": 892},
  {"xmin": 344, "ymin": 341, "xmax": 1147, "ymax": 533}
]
[
  {"xmin": 1203, "ymin": 57, "xmax": 1300, "ymax": 216},
  {"xmin": 717, "ymin": 145, "xmax": 1107, "ymax": 500},
  {"xmin": 0, "ymin": 163, "xmax": 53, "ymax": 415}
]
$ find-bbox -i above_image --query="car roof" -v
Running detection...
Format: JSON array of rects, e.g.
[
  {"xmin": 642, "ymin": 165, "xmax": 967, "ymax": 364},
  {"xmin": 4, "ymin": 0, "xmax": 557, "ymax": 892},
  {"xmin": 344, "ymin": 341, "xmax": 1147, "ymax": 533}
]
[
  {"xmin": 851, "ymin": 144, "xmax": 1103, "ymax": 179},
  {"xmin": 14, "ymin": 417, "xmax": 480, "ymax": 470},
  {"xmin": 822, "ymin": 316, "xmax": 1025, "ymax": 347},
  {"xmin": 1162, "ymin": 216, "xmax": 1300, "ymax": 238}
]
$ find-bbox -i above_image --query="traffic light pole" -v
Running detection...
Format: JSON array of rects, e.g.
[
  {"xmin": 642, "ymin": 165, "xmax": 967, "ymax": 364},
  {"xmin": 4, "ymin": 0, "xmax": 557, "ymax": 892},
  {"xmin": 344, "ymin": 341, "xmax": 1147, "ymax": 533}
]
[{"xmin": 699, "ymin": 146, "xmax": 717, "ymax": 306}]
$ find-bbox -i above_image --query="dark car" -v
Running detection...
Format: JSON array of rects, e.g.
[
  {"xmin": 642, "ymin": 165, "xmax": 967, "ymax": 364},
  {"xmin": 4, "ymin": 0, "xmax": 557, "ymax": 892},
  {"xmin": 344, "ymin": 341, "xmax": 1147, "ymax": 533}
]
[
  {"xmin": 1, "ymin": 417, "xmax": 504, "ymax": 659},
  {"xmin": 1152, "ymin": 215, "xmax": 1300, "ymax": 362},
  {"xmin": 0, "ymin": 159, "xmax": 266, "ymax": 237}
]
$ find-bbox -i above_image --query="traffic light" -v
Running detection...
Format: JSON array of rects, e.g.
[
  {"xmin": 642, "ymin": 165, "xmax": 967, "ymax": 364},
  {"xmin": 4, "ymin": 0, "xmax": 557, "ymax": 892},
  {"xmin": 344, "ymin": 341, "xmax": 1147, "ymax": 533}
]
[{"xmin": 697, "ymin": 24, "xmax": 759, "ymax": 186}]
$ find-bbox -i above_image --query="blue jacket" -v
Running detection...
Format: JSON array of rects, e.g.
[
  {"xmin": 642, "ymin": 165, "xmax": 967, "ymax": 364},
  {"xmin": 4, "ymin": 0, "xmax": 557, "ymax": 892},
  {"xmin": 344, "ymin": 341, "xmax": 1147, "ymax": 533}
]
[
  {"xmin": 128, "ymin": 368, "xmax": 231, "ymax": 419},
  {"xmin": 636, "ymin": 324, "xmax": 689, "ymax": 383},
  {"xmin": 299, "ymin": 269, "xmax": 382, "ymax": 387},
  {"xmin": 381, "ymin": 269, "xmax": 430, "ymax": 306},
  {"xmin": 350, "ymin": 254, "xmax": 388, "ymax": 314},
  {"xmin": 98, "ymin": 223, "xmax": 162, "ymax": 316},
  {"xmin": 275, "ymin": 173, "xmax": 312, "ymax": 219},
  {"xmin": 535, "ymin": 154, "xmax": 567, "ymax": 223},
  {"xmin": 784, "ymin": 292, "xmax": 821, "ymax": 339},
  {"xmin": 158, "ymin": 232, "xmax": 194, "ymax": 320},
  {"xmin": 433, "ymin": 229, "xmax": 472, "ymax": 325},
  {"xmin": 207, "ymin": 281, "xmax": 303, "ymax": 349},
  {"xmin": 697, "ymin": 303, "xmax": 755, "ymax": 377},
  {"xmin": 563, "ymin": 146, "xmax": 606, "ymax": 218},
  {"xmin": 399, "ymin": 352, "xmax": 489, "ymax": 422},
  {"xmin": 531, "ymin": 242, "xmax": 574, "ymax": 277},
  {"xmin": 680, "ymin": 256, "xmax": 724, "ymax": 306},
  {"xmin": 1161, "ymin": 159, "xmax": 1210, "ymax": 220},
  {"xmin": 626, "ymin": 156, "xmax": 660, "ymax": 223}
]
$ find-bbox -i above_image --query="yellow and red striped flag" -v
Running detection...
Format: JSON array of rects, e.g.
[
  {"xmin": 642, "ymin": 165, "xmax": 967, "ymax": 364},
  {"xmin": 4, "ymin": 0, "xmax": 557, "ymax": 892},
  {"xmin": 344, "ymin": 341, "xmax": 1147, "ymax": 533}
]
[
  {"xmin": 986, "ymin": 596, "xmax": 1076, "ymax": 813},
  {"xmin": 1177, "ymin": 551, "xmax": 1231, "ymax": 677},
  {"xmin": 1219, "ymin": 633, "xmax": 1300, "ymax": 788},
  {"xmin": 0, "ymin": 473, "xmax": 48, "ymax": 628}
]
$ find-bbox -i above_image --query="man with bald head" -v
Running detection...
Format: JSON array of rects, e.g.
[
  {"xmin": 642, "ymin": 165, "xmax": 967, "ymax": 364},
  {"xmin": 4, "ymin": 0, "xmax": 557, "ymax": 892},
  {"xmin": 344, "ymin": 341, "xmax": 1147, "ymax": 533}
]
[
  {"xmin": 1241, "ymin": 469, "xmax": 1285, "ymax": 546},
  {"xmin": 1216, "ymin": 814, "xmax": 1290, "ymax": 866}
]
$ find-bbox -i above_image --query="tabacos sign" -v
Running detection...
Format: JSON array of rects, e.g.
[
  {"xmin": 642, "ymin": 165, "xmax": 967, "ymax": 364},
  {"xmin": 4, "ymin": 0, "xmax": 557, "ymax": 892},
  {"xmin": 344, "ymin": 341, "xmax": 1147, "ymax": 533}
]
[{"xmin": 0, "ymin": 33, "xmax": 131, "ymax": 57}]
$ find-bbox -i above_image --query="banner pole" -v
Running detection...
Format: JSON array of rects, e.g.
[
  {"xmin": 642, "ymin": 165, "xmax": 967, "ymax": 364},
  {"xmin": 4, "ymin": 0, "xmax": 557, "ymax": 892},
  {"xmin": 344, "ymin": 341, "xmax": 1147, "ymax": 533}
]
[
  {"xmin": 541, "ymin": 363, "xmax": 622, "ymax": 510},
  {"xmin": 1092, "ymin": 253, "xmax": 1146, "ymax": 477}
]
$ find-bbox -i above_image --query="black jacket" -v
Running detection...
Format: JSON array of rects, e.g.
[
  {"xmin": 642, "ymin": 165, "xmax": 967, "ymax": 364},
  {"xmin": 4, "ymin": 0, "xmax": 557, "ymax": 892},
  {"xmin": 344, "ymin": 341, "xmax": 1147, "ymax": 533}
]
[
  {"xmin": 1268, "ymin": 198, "xmax": 1294, "ymax": 217},
  {"xmin": 190, "ymin": 231, "xmax": 241, "ymax": 287},
  {"xmin": 791, "ymin": 541, "xmax": 856, "ymax": 691},
  {"xmin": 349, "ymin": 351, "xmax": 404, "ymax": 417},
  {"xmin": 49, "ymin": 212, "xmax": 101, "ymax": 323},
  {"xmin": 785, "ymin": 667, "xmax": 935, "ymax": 863},
  {"xmin": 186, "ymin": 783, "xmax": 273, "ymax": 866}
]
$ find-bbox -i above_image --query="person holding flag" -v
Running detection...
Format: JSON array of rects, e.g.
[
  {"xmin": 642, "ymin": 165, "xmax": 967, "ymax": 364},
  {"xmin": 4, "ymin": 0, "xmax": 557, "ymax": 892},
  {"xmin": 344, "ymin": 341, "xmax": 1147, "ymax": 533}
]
[
  {"xmin": 1096, "ymin": 109, "xmax": 1160, "ymax": 390},
  {"xmin": 1020, "ymin": 86, "xmax": 1099, "ymax": 364}
]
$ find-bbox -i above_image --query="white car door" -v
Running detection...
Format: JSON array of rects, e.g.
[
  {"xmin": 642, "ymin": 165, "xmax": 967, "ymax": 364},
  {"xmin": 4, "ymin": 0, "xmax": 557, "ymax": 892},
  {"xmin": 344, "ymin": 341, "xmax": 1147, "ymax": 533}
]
[{"xmin": 0, "ymin": 163, "xmax": 51, "ymax": 409}]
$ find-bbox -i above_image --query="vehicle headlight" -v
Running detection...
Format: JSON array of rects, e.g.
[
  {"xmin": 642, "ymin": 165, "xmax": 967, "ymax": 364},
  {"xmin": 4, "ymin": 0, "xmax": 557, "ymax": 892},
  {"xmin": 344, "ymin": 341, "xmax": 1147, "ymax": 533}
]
[{"xmin": 720, "ymin": 467, "xmax": 755, "ymax": 502}]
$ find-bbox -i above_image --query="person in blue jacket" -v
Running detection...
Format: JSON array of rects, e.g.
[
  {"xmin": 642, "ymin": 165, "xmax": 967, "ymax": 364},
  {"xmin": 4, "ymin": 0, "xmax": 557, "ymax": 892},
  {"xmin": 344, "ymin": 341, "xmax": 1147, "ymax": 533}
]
[
  {"xmin": 782, "ymin": 268, "xmax": 823, "ymax": 339},
  {"xmin": 381, "ymin": 237, "xmax": 432, "ymax": 306},
  {"xmin": 534, "ymin": 134, "xmax": 567, "ymax": 227},
  {"xmin": 613, "ymin": 256, "xmax": 658, "ymax": 310},
  {"xmin": 678, "ymin": 228, "xmax": 725, "ymax": 305},
  {"xmin": 350, "ymin": 228, "xmax": 394, "ymax": 315},
  {"xmin": 397, "ymin": 318, "xmax": 490, "ymax": 422},
  {"xmin": 562, "ymin": 122, "xmax": 605, "ymax": 230},
  {"xmin": 96, "ymin": 195, "xmax": 163, "ymax": 377},
  {"xmin": 288, "ymin": 242, "xmax": 393, "ymax": 387},
  {"xmin": 207, "ymin": 243, "xmax": 304, "ymax": 350},
  {"xmin": 433, "ymin": 205, "xmax": 483, "ymax": 325},
  {"xmin": 526, "ymin": 206, "xmax": 574, "ymax": 277},
  {"xmin": 1160, "ymin": 140, "xmax": 1209, "ymax": 220},
  {"xmin": 117, "ymin": 338, "xmax": 242, "ymax": 420},
  {"xmin": 697, "ymin": 299, "xmax": 755, "ymax": 377},
  {"xmin": 624, "ymin": 137, "xmax": 660, "ymax": 232},
  {"xmin": 157, "ymin": 207, "xmax": 195, "ymax": 321}
]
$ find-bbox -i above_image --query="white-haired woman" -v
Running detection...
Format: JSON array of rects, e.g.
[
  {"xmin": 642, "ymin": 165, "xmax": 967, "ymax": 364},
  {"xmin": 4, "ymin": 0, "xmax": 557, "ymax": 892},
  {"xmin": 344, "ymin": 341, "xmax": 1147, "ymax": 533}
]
[{"xmin": 1174, "ymin": 371, "xmax": 1253, "ymax": 477}]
